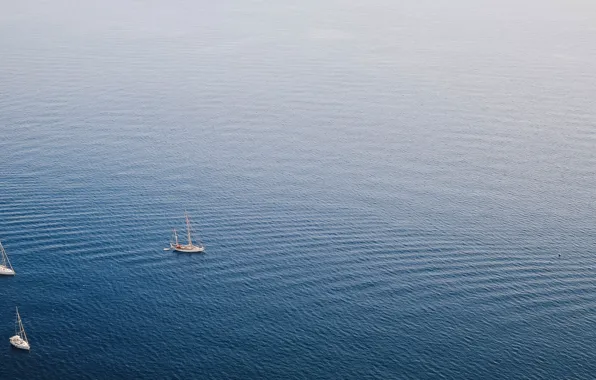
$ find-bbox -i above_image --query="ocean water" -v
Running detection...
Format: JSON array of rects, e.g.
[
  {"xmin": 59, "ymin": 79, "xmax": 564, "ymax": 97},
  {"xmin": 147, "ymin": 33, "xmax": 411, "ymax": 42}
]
[{"xmin": 1, "ymin": 1, "xmax": 596, "ymax": 378}]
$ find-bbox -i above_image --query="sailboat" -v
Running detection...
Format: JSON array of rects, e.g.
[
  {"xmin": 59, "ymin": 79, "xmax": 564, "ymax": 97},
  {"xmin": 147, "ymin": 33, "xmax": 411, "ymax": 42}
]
[
  {"xmin": 10, "ymin": 307, "xmax": 30, "ymax": 351},
  {"xmin": 170, "ymin": 214, "xmax": 205, "ymax": 253},
  {"xmin": 0, "ymin": 241, "xmax": 15, "ymax": 276}
]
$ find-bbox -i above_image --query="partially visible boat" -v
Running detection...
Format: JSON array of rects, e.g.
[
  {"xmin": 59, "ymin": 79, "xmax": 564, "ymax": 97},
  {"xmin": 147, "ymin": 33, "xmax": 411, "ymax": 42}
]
[
  {"xmin": 0, "ymin": 241, "xmax": 15, "ymax": 276},
  {"xmin": 9, "ymin": 307, "xmax": 30, "ymax": 351},
  {"xmin": 170, "ymin": 214, "xmax": 205, "ymax": 253}
]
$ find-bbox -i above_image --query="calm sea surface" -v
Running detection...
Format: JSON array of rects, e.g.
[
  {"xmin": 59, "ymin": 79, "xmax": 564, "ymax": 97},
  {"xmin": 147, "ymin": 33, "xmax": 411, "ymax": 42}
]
[{"xmin": 2, "ymin": 1, "xmax": 596, "ymax": 379}]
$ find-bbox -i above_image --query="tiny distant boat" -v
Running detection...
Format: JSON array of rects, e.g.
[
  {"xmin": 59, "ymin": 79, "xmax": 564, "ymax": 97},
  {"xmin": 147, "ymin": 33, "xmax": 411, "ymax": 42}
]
[
  {"xmin": 0, "ymin": 241, "xmax": 15, "ymax": 276},
  {"xmin": 9, "ymin": 307, "xmax": 30, "ymax": 351},
  {"xmin": 170, "ymin": 214, "xmax": 205, "ymax": 253}
]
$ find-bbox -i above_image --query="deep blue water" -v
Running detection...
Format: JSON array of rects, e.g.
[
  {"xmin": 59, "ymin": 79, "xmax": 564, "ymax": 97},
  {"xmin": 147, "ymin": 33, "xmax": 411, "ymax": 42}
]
[{"xmin": 2, "ymin": 1, "xmax": 596, "ymax": 378}]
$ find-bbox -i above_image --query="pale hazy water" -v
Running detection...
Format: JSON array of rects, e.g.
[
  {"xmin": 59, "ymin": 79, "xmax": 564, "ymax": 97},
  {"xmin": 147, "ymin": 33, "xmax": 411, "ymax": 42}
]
[{"xmin": 1, "ymin": 1, "xmax": 596, "ymax": 379}]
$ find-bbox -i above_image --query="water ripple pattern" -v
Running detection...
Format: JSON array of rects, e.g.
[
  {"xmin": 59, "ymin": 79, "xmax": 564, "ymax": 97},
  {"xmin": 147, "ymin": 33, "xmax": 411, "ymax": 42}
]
[{"xmin": 1, "ymin": 0, "xmax": 596, "ymax": 379}]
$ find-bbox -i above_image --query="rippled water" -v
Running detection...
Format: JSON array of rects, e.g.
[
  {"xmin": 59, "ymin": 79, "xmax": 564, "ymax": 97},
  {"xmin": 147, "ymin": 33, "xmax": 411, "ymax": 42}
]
[{"xmin": 1, "ymin": 1, "xmax": 596, "ymax": 379}]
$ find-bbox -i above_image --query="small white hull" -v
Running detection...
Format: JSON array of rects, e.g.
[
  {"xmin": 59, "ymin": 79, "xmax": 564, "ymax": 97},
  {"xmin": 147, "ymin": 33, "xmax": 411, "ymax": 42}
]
[
  {"xmin": 10, "ymin": 335, "xmax": 30, "ymax": 351},
  {"xmin": 170, "ymin": 243, "xmax": 205, "ymax": 253},
  {"xmin": 0, "ymin": 265, "xmax": 15, "ymax": 276}
]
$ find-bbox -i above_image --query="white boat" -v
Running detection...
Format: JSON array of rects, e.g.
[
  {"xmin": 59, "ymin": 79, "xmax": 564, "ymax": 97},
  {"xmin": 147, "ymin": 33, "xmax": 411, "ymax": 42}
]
[
  {"xmin": 0, "ymin": 241, "xmax": 15, "ymax": 276},
  {"xmin": 170, "ymin": 214, "xmax": 205, "ymax": 253},
  {"xmin": 9, "ymin": 307, "xmax": 30, "ymax": 351}
]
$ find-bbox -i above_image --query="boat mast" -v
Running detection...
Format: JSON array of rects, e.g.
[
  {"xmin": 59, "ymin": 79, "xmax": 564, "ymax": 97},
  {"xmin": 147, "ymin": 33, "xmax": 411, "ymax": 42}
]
[
  {"xmin": 0, "ymin": 242, "xmax": 5, "ymax": 267},
  {"xmin": 185, "ymin": 213, "xmax": 192, "ymax": 246},
  {"xmin": 173, "ymin": 229, "xmax": 179, "ymax": 245},
  {"xmin": 14, "ymin": 307, "xmax": 18, "ymax": 336},
  {"xmin": 0, "ymin": 241, "xmax": 11, "ymax": 269},
  {"xmin": 21, "ymin": 319, "xmax": 28, "ymax": 344},
  {"xmin": 16, "ymin": 307, "xmax": 28, "ymax": 343}
]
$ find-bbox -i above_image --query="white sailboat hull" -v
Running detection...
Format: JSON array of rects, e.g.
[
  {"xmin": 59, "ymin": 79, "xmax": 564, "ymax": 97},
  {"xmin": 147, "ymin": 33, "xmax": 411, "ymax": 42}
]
[
  {"xmin": 10, "ymin": 335, "xmax": 30, "ymax": 350},
  {"xmin": 0, "ymin": 265, "xmax": 15, "ymax": 276},
  {"xmin": 170, "ymin": 243, "xmax": 205, "ymax": 253}
]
